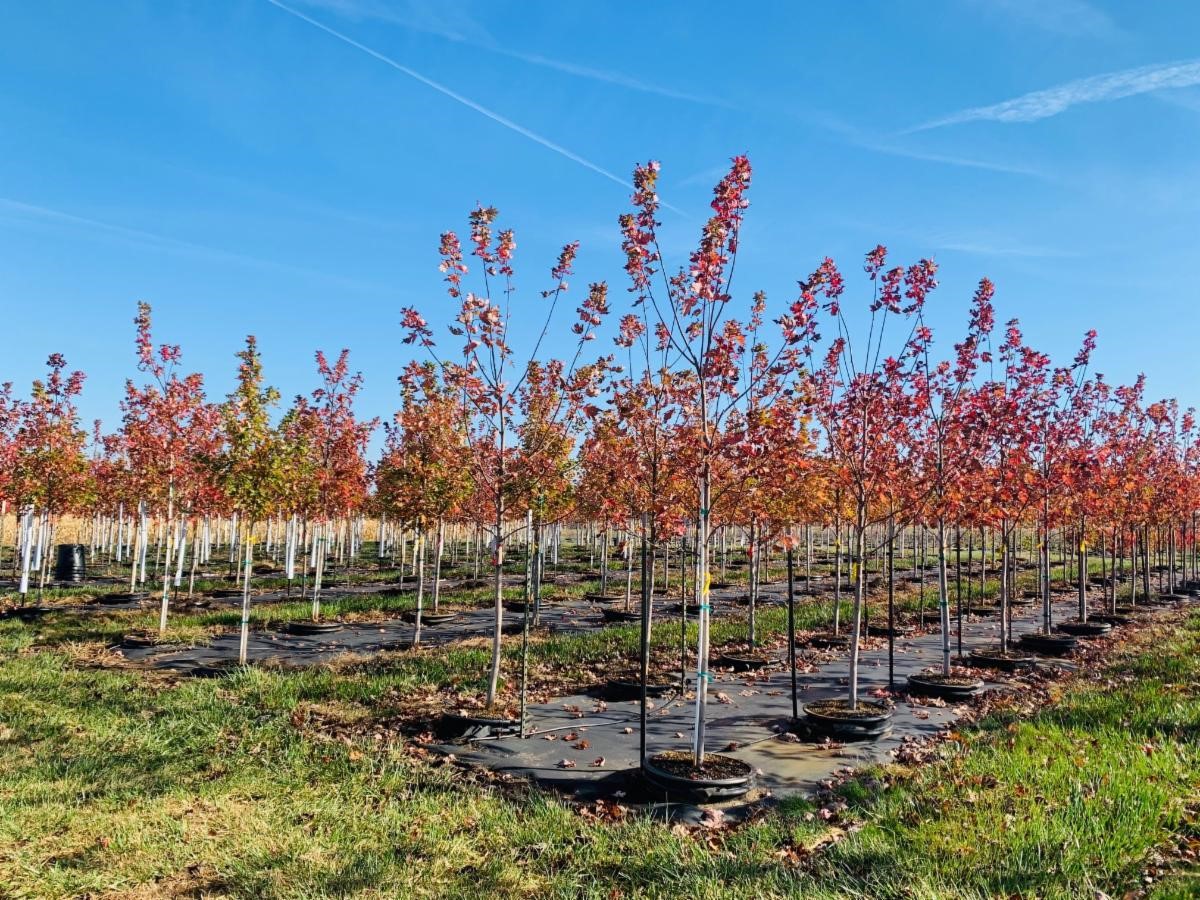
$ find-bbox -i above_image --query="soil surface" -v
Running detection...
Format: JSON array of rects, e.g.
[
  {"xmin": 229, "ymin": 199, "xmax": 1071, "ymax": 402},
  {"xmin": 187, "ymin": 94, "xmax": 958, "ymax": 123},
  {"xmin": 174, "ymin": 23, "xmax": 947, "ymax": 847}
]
[
  {"xmin": 911, "ymin": 673, "xmax": 981, "ymax": 687},
  {"xmin": 648, "ymin": 750, "xmax": 752, "ymax": 781},
  {"xmin": 971, "ymin": 648, "xmax": 1034, "ymax": 661},
  {"xmin": 805, "ymin": 699, "xmax": 891, "ymax": 719}
]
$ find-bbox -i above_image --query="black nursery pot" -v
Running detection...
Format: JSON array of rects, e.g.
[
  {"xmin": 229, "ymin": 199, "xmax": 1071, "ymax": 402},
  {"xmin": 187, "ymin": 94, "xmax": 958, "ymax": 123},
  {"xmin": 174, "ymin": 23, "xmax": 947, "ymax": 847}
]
[
  {"xmin": 865, "ymin": 622, "xmax": 913, "ymax": 638},
  {"xmin": 715, "ymin": 650, "xmax": 776, "ymax": 672},
  {"xmin": 1018, "ymin": 632, "xmax": 1078, "ymax": 657},
  {"xmin": 805, "ymin": 632, "xmax": 851, "ymax": 650},
  {"xmin": 802, "ymin": 699, "xmax": 893, "ymax": 739},
  {"xmin": 641, "ymin": 750, "xmax": 754, "ymax": 803},
  {"xmin": 402, "ymin": 610, "xmax": 456, "ymax": 626},
  {"xmin": 1056, "ymin": 619, "xmax": 1112, "ymax": 638},
  {"xmin": 583, "ymin": 593, "xmax": 621, "ymax": 604},
  {"xmin": 601, "ymin": 677, "xmax": 679, "ymax": 702},
  {"xmin": 98, "ymin": 591, "xmax": 149, "ymax": 605},
  {"xmin": 53, "ymin": 544, "xmax": 86, "ymax": 583},
  {"xmin": 1156, "ymin": 593, "xmax": 1190, "ymax": 605},
  {"xmin": 669, "ymin": 602, "xmax": 703, "ymax": 616},
  {"xmin": 438, "ymin": 710, "xmax": 520, "ymax": 739},
  {"xmin": 601, "ymin": 607, "xmax": 641, "ymax": 623},
  {"xmin": 283, "ymin": 620, "xmax": 345, "ymax": 636},
  {"xmin": 1088, "ymin": 612, "xmax": 1132, "ymax": 627},
  {"xmin": 968, "ymin": 647, "xmax": 1037, "ymax": 672},
  {"xmin": 907, "ymin": 672, "xmax": 985, "ymax": 700}
]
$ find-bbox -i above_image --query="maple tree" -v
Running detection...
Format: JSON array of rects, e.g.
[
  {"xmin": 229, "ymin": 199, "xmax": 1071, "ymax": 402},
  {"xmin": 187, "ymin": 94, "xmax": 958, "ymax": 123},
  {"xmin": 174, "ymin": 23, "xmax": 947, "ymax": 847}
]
[
  {"xmin": 282, "ymin": 349, "xmax": 377, "ymax": 619},
  {"xmin": 400, "ymin": 205, "xmax": 611, "ymax": 708},
  {"xmin": 212, "ymin": 336, "xmax": 282, "ymax": 664},
  {"xmin": 784, "ymin": 246, "xmax": 936, "ymax": 709},
  {"xmin": 119, "ymin": 303, "xmax": 220, "ymax": 630},
  {"xmin": 615, "ymin": 156, "xmax": 802, "ymax": 764},
  {"xmin": 910, "ymin": 278, "xmax": 995, "ymax": 673},
  {"xmin": 374, "ymin": 361, "xmax": 473, "ymax": 643},
  {"xmin": 9, "ymin": 354, "xmax": 91, "ymax": 598}
]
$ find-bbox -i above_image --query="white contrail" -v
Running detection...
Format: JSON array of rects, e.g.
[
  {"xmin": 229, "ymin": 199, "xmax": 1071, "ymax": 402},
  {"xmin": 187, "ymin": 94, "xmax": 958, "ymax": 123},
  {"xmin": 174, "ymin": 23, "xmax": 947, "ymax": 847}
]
[
  {"xmin": 265, "ymin": 0, "xmax": 637, "ymax": 194},
  {"xmin": 295, "ymin": 0, "xmax": 731, "ymax": 108},
  {"xmin": 0, "ymin": 196, "xmax": 372, "ymax": 288},
  {"xmin": 486, "ymin": 47, "xmax": 731, "ymax": 109},
  {"xmin": 909, "ymin": 58, "xmax": 1200, "ymax": 131}
]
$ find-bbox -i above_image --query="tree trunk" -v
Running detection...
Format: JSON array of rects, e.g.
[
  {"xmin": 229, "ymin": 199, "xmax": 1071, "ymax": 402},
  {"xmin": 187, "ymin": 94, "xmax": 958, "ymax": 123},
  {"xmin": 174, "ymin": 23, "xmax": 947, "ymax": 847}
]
[
  {"xmin": 238, "ymin": 522, "xmax": 254, "ymax": 665},
  {"xmin": 847, "ymin": 502, "xmax": 867, "ymax": 710}
]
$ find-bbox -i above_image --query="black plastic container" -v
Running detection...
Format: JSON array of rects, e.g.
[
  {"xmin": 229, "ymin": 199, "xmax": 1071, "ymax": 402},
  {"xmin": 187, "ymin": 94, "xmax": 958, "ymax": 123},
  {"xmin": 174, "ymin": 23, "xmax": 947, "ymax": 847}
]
[
  {"xmin": 54, "ymin": 544, "xmax": 86, "ymax": 582},
  {"xmin": 642, "ymin": 751, "xmax": 754, "ymax": 803}
]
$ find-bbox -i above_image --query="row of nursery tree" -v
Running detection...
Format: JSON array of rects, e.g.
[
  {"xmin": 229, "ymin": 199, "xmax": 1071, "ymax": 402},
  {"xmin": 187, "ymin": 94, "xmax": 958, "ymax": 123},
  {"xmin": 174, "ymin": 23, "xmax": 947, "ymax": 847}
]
[{"xmin": 2, "ymin": 157, "xmax": 1198, "ymax": 763}]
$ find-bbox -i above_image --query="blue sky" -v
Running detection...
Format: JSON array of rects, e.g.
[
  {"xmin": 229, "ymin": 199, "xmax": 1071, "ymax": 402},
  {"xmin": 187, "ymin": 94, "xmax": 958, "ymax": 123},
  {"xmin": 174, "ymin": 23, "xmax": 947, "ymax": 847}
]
[{"xmin": 3, "ymin": 0, "xmax": 1200, "ymax": 448}]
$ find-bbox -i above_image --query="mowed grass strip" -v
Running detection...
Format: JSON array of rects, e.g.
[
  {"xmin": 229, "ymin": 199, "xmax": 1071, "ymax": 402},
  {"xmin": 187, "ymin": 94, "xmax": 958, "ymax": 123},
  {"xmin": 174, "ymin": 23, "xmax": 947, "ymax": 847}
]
[{"xmin": 2, "ymin": 608, "xmax": 1199, "ymax": 896}]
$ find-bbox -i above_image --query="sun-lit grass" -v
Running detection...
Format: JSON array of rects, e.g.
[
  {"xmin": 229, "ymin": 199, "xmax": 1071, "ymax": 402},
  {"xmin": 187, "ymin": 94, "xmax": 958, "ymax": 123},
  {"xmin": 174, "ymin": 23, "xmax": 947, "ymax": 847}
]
[{"xmin": 2, "ymin": 551, "xmax": 1197, "ymax": 897}]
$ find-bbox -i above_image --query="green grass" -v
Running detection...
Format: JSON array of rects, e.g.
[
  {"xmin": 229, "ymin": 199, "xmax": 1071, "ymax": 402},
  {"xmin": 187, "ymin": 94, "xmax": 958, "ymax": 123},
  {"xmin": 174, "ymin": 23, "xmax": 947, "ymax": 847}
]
[
  {"xmin": 0, "ymin": 581, "xmax": 929, "ymax": 718},
  {"xmin": 2, "ymin": 573, "xmax": 1199, "ymax": 896},
  {"xmin": 806, "ymin": 609, "xmax": 1200, "ymax": 898}
]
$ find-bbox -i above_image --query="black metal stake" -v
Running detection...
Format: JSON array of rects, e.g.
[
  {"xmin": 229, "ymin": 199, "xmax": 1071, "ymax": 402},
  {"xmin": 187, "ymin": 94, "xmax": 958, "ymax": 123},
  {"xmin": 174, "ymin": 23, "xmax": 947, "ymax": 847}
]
[
  {"xmin": 638, "ymin": 513, "xmax": 651, "ymax": 768},
  {"xmin": 787, "ymin": 546, "xmax": 798, "ymax": 721},
  {"xmin": 887, "ymin": 515, "xmax": 896, "ymax": 687},
  {"xmin": 955, "ymin": 523, "xmax": 963, "ymax": 659}
]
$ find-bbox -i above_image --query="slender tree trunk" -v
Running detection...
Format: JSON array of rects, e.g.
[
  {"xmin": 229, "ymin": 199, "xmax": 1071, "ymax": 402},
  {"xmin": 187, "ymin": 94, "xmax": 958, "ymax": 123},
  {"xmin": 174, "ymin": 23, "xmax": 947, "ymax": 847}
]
[
  {"xmin": 999, "ymin": 522, "xmax": 1010, "ymax": 652},
  {"xmin": 887, "ymin": 512, "xmax": 896, "ymax": 686},
  {"xmin": 413, "ymin": 525, "xmax": 425, "ymax": 648},
  {"xmin": 692, "ymin": 469, "xmax": 712, "ymax": 765},
  {"xmin": 432, "ymin": 519, "xmax": 445, "ymax": 613},
  {"xmin": 158, "ymin": 485, "xmax": 176, "ymax": 634},
  {"xmin": 787, "ymin": 540, "xmax": 799, "ymax": 720},
  {"xmin": 847, "ymin": 502, "xmax": 867, "ymax": 710},
  {"xmin": 638, "ymin": 513, "xmax": 653, "ymax": 766},
  {"xmin": 937, "ymin": 516, "xmax": 950, "ymax": 675},
  {"xmin": 238, "ymin": 522, "xmax": 254, "ymax": 665},
  {"xmin": 485, "ymin": 454, "xmax": 506, "ymax": 708},
  {"xmin": 1078, "ymin": 519, "xmax": 1087, "ymax": 622}
]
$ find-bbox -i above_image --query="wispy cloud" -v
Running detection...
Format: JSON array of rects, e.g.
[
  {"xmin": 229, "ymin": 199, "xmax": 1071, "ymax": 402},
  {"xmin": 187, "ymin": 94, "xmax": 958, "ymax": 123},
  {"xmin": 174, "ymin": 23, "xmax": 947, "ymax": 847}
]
[
  {"xmin": 294, "ymin": 0, "xmax": 729, "ymax": 108},
  {"xmin": 267, "ymin": 0, "xmax": 685, "ymax": 212},
  {"xmin": 966, "ymin": 0, "xmax": 1121, "ymax": 40},
  {"xmin": 294, "ymin": 0, "xmax": 490, "ymax": 43},
  {"xmin": 487, "ymin": 47, "xmax": 731, "ymax": 108},
  {"xmin": 835, "ymin": 215, "xmax": 1076, "ymax": 260},
  {"xmin": 676, "ymin": 164, "xmax": 731, "ymax": 189},
  {"xmin": 909, "ymin": 58, "xmax": 1200, "ymax": 131},
  {"xmin": 0, "ymin": 197, "xmax": 372, "ymax": 287},
  {"xmin": 770, "ymin": 109, "xmax": 1047, "ymax": 180},
  {"xmin": 858, "ymin": 142, "xmax": 1050, "ymax": 179},
  {"xmin": 1154, "ymin": 85, "xmax": 1200, "ymax": 115},
  {"xmin": 927, "ymin": 235, "xmax": 1078, "ymax": 259}
]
